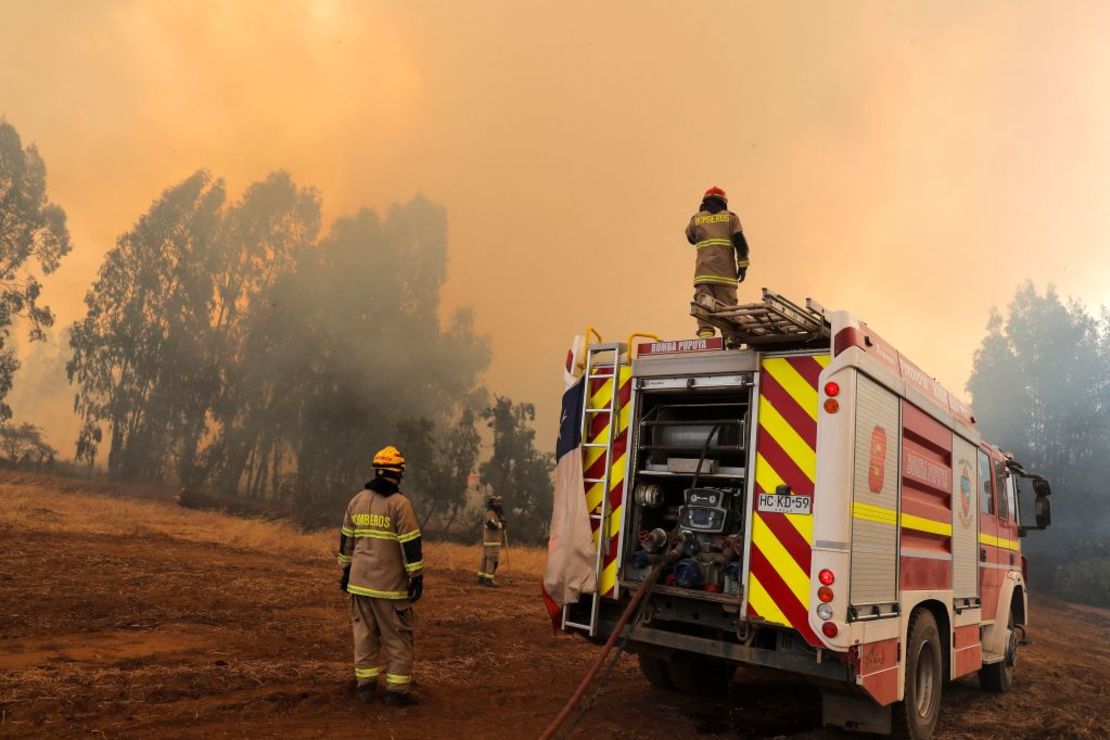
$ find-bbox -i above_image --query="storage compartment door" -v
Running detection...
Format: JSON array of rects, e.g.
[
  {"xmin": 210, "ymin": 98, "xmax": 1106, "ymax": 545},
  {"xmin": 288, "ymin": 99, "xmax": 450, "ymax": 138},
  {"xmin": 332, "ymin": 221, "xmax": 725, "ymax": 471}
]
[
  {"xmin": 951, "ymin": 436, "xmax": 979, "ymax": 601},
  {"xmin": 849, "ymin": 375, "xmax": 900, "ymax": 612}
]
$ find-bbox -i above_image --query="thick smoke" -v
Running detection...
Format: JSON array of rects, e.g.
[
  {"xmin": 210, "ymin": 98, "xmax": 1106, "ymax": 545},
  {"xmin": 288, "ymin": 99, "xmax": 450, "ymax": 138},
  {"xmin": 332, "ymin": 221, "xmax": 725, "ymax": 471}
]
[
  {"xmin": 65, "ymin": 169, "xmax": 490, "ymax": 525},
  {"xmin": 968, "ymin": 282, "xmax": 1110, "ymax": 604}
]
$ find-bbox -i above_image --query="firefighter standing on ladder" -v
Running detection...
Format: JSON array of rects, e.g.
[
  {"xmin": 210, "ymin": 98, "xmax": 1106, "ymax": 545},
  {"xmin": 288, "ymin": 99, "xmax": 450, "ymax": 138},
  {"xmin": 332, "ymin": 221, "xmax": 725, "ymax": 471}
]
[
  {"xmin": 338, "ymin": 446, "xmax": 424, "ymax": 705},
  {"xmin": 685, "ymin": 186, "xmax": 750, "ymax": 338},
  {"xmin": 477, "ymin": 495, "xmax": 506, "ymax": 587}
]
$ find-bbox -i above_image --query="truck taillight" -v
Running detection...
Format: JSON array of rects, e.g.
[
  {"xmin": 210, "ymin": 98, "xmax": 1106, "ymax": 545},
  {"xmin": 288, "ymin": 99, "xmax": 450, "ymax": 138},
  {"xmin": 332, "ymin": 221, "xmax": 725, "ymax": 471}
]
[
  {"xmin": 823, "ymin": 380, "xmax": 841, "ymax": 413},
  {"xmin": 822, "ymin": 622, "xmax": 839, "ymax": 638},
  {"xmin": 818, "ymin": 569, "xmax": 835, "ymax": 585},
  {"xmin": 817, "ymin": 586, "xmax": 834, "ymax": 603}
]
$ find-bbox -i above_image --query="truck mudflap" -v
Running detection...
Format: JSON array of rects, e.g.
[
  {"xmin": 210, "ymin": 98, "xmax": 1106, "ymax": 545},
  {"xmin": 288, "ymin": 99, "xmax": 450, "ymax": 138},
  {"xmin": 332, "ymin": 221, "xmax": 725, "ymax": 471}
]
[{"xmin": 746, "ymin": 353, "xmax": 829, "ymax": 647}]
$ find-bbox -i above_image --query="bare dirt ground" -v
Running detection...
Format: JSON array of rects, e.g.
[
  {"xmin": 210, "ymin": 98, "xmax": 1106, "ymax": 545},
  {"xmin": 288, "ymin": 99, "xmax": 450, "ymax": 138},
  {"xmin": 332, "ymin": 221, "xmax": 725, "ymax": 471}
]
[{"xmin": 1, "ymin": 472, "xmax": 1107, "ymax": 739}]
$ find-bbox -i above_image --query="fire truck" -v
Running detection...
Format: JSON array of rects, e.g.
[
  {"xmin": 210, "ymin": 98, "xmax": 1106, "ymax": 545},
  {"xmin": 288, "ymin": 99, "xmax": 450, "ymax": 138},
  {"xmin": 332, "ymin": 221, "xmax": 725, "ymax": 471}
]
[{"xmin": 560, "ymin": 290, "xmax": 1052, "ymax": 739}]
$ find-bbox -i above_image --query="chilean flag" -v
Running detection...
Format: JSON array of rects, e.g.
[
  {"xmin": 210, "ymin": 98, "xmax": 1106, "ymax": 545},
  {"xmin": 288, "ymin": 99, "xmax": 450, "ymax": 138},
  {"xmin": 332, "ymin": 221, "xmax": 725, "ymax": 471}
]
[{"xmin": 541, "ymin": 335, "xmax": 597, "ymax": 630}]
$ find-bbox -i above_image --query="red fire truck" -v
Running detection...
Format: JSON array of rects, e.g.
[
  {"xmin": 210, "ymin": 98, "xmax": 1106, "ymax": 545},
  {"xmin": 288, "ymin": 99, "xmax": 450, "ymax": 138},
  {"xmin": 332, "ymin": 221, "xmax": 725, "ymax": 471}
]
[{"xmin": 561, "ymin": 290, "xmax": 1052, "ymax": 738}]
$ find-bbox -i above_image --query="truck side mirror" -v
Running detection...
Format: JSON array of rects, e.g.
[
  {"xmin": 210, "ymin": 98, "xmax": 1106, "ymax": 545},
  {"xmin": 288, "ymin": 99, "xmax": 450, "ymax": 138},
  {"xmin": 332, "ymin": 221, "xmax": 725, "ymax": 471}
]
[
  {"xmin": 1032, "ymin": 477, "xmax": 1051, "ymax": 498},
  {"xmin": 1014, "ymin": 472, "xmax": 1051, "ymax": 535},
  {"xmin": 1035, "ymin": 495, "xmax": 1051, "ymax": 529}
]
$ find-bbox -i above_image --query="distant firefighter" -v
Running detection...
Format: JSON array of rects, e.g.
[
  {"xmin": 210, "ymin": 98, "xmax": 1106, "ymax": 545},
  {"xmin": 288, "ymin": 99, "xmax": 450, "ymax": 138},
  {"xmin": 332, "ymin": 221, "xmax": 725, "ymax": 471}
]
[
  {"xmin": 476, "ymin": 495, "xmax": 506, "ymax": 587},
  {"xmin": 685, "ymin": 186, "xmax": 750, "ymax": 338},
  {"xmin": 338, "ymin": 446, "xmax": 424, "ymax": 705}
]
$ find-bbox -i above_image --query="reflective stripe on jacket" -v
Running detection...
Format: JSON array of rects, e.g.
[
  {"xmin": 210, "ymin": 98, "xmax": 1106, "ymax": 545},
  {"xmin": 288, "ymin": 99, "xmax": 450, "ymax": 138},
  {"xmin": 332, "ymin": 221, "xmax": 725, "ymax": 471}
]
[
  {"xmin": 685, "ymin": 210, "xmax": 747, "ymax": 286},
  {"xmin": 482, "ymin": 510, "xmax": 504, "ymax": 547},
  {"xmin": 340, "ymin": 486, "xmax": 423, "ymax": 599}
]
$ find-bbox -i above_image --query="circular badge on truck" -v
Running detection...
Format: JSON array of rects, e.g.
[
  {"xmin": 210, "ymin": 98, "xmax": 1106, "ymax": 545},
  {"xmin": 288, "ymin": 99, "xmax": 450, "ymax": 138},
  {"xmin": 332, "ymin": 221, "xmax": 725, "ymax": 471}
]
[{"xmin": 958, "ymin": 459, "xmax": 973, "ymax": 529}]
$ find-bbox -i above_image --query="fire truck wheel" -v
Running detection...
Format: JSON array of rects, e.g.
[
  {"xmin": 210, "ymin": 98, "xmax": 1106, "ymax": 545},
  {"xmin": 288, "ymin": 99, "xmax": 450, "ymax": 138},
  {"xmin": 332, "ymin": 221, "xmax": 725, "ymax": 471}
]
[
  {"xmin": 666, "ymin": 655, "xmax": 737, "ymax": 696},
  {"xmin": 892, "ymin": 609, "xmax": 942, "ymax": 740},
  {"xmin": 979, "ymin": 611, "xmax": 1016, "ymax": 693},
  {"xmin": 636, "ymin": 654, "xmax": 674, "ymax": 690}
]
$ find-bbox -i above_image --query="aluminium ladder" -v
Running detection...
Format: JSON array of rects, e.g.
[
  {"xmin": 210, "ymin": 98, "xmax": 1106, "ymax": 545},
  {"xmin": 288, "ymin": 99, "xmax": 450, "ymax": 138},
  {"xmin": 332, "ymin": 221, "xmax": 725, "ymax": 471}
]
[
  {"xmin": 690, "ymin": 287, "xmax": 831, "ymax": 348},
  {"xmin": 562, "ymin": 341, "xmax": 626, "ymax": 636}
]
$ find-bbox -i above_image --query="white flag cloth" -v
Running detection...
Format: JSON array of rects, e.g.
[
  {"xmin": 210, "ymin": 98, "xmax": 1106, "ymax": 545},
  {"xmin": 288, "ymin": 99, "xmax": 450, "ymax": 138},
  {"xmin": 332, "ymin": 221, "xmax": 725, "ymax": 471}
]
[{"xmin": 542, "ymin": 337, "xmax": 597, "ymax": 626}]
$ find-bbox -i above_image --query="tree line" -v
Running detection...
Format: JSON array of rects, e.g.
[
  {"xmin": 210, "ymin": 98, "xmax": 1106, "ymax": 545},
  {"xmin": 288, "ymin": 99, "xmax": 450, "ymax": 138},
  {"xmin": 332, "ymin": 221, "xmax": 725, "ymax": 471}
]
[
  {"xmin": 0, "ymin": 119, "xmax": 553, "ymax": 542},
  {"xmin": 968, "ymin": 282, "xmax": 1110, "ymax": 605}
]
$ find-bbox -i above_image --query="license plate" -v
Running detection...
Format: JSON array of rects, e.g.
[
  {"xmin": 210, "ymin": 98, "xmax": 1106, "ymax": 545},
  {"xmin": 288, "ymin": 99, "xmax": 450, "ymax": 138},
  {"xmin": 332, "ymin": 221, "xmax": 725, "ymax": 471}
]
[{"xmin": 757, "ymin": 492, "xmax": 813, "ymax": 515}]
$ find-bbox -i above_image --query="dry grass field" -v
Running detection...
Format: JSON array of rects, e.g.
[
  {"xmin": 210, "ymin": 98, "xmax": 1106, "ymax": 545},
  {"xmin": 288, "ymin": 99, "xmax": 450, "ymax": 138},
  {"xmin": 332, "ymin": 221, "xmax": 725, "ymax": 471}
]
[
  {"xmin": 1, "ymin": 471, "xmax": 1108, "ymax": 739},
  {"xmin": 0, "ymin": 473, "xmax": 549, "ymax": 576}
]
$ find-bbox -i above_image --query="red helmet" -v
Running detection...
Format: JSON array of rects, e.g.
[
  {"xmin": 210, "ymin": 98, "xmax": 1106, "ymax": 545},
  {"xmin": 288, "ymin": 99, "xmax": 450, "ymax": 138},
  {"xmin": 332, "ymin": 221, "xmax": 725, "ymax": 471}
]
[{"xmin": 703, "ymin": 186, "xmax": 728, "ymax": 203}]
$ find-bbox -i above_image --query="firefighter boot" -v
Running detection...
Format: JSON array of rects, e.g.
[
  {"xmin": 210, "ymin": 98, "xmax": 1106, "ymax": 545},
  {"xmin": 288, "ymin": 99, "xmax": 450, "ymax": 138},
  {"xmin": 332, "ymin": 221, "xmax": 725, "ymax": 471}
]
[
  {"xmin": 357, "ymin": 683, "xmax": 376, "ymax": 704},
  {"xmin": 484, "ymin": 564, "xmax": 500, "ymax": 588},
  {"xmin": 384, "ymin": 691, "xmax": 418, "ymax": 707},
  {"xmin": 695, "ymin": 290, "xmax": 718, "ymax": 312}
]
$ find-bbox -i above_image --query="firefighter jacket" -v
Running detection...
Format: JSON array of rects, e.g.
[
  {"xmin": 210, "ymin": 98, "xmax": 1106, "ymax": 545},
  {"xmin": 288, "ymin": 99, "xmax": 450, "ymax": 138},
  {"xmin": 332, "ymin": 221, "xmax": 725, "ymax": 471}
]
[
  {"xmin": 685, "ymin": 208, "xmax": 749, "ymax": 287},
  {"xmin": 338, "ymin": 477, "xmax": 423, "ymax": 599},
  {"xmin": 482, "ymin": 510, "xmax": 505, "ymax": 547}
]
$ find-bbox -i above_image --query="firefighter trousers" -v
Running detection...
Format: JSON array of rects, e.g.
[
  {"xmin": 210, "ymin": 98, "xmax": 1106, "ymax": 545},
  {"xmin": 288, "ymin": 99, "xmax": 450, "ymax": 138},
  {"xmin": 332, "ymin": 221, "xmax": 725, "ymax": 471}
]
[
  {"xmin": 350, "ymin": 594, "xmax": 414, "ymax": 693},
  {"xmin": 478, "ymin": 544, "xmax": 500, "ymax": 580},
  {"xmin": 694, "ymin": 282, "xmax": 738, "ymax": 335}
]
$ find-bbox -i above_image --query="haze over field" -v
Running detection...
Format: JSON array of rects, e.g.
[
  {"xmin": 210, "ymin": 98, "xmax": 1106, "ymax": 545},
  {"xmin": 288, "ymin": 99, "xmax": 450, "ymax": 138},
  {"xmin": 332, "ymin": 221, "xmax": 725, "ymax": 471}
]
[
  {"xmin": 4, "ymin": 9, "xmax": 1110, "ymax": 736},
  {"xmin": 4, "ymin": 1, "xmax": 1110, "ymax": 451}
]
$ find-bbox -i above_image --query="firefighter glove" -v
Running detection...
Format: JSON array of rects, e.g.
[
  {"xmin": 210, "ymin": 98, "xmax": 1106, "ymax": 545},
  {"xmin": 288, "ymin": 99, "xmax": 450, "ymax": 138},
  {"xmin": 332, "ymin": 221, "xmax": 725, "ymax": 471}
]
[
  {"xmin": 408, "ymin": 574, "xmax": 424, "ymax": 603},
  {"xmin": 339, "ymin": 564, "xmax": 351, "ymax": 592},
  {"xmin": 737, "ymin": 267, "xmax": 747, "ymax": 282}
]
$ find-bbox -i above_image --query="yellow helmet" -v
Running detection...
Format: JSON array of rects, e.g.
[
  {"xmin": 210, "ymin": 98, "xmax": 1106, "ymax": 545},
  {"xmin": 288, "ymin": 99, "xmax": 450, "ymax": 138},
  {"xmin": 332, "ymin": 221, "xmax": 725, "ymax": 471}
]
[{"xmin": 371, "ymin": 445, "xmax": 406, "ymax": 472}]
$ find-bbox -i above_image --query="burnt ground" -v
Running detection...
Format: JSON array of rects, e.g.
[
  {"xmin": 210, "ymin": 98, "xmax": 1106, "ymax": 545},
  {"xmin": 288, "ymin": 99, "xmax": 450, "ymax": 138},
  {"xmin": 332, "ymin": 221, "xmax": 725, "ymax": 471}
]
[{"xmin": 1, "ymin": 488, "xmax": 1107, "ymax": 738}]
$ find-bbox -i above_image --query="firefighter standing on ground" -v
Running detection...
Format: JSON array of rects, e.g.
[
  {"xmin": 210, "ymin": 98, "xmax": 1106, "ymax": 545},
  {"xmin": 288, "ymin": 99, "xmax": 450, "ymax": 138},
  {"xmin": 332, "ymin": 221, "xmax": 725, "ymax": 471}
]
[
  {"xmin": 476, "ymin": 496, "xmax": 506, "ymax": 587},
  {"xmin": 338, "ymin": 446, "xmax": 424, "ymax": 706},
  {"xmin": 685, "ymin": 186, "xmax": 751, "ymax": 338}
]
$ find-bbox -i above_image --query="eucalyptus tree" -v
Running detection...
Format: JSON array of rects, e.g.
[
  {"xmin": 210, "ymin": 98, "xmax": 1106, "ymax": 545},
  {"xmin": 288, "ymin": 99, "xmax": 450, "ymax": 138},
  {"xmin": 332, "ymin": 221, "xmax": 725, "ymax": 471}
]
[{"xmin": 0, "ymin": 120, "xmax": 70, "ymax": 420}]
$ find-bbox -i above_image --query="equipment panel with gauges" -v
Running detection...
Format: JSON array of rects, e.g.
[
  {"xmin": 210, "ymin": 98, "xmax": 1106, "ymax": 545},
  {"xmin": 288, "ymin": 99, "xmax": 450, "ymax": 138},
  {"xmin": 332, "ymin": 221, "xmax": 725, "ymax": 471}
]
[
  {"xmin": 681, "ymin": 487, "xmax": 735, "ymax": 533},
  {"xmin": 621, "ymin": 375, "xmax": 754, "ymax": 603}
]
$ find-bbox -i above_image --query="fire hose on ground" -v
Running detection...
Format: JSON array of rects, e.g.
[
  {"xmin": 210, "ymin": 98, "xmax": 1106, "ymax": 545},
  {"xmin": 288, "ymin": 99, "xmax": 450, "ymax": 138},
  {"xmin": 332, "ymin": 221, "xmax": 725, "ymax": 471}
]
[
  {"xmin": 537, "ymin": 552, "xmax": 673, "ymax": 740},
  {"xmin": 539, "ymin": 424, "xmax": 721, "ymax": 739}
]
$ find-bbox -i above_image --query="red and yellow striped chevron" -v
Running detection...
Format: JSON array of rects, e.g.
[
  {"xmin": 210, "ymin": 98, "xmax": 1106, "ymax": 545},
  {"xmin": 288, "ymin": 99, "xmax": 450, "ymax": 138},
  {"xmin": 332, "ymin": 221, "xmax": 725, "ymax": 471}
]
[
  {"xmin": 581, "ymin": 364, "xmax": 633, "ymax": 598},
  {"xmin": 746, "ymin": 353, "xmax": 830, "ymax": 647}
]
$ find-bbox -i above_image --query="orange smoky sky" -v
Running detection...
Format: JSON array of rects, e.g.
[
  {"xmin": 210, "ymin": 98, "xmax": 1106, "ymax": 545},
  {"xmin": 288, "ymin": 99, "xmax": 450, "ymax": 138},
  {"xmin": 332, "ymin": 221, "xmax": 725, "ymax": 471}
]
[{"xmin": 4, "ymin": 1, "xmax": 1110, "ymax": 452}]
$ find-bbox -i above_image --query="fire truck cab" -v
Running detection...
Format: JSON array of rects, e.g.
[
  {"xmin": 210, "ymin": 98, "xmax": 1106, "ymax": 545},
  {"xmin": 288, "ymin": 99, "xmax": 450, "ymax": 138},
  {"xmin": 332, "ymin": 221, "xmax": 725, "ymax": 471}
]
[{"xmin": 561, "ymin": 290, "xmax": 1052, "ymax": 739}]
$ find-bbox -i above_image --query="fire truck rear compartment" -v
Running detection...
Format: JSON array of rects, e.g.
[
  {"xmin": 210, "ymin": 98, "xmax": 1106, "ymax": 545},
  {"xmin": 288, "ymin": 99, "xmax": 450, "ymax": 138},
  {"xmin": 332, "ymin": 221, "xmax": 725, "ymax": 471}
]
[{"xmin": 622, "ymin": 382, "xmax": 752, "ymax": 605}]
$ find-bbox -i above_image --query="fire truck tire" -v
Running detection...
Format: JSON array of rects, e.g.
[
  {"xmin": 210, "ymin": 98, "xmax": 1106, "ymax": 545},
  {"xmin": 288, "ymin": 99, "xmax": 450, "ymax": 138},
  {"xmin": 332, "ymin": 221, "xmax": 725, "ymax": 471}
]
[
  {"xmin": 636, "ymin": 654, "xmax": 674, "ymax": 690},
  {"xmin": 666, "ymin": 655, "xmax": 736, "ymax": 696},
  {"xmin": 979, "ymin": 611, "xmax": 1016, "ymax": 693},
  {"xmin": 892, "ymin": 609, "xmax": 943, "ymax": 740}
]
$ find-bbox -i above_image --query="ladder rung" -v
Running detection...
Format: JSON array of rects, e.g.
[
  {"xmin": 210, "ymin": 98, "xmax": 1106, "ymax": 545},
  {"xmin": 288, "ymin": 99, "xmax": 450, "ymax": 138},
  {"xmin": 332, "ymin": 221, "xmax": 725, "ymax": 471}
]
[
  {"xmin": 582, "ymin": 443, "xmax": 608, "ymax": 448},
  {"xmin": 562, "ymin": 619, "xmax": 591, "ymax": 630},
  {"xmin": 690, "ymin": 289, "xmax": 829, "ymax": 348},
  {"xmin": 584, "ymin": 477, "xmax": 605, "ymax": 483},
  {"xmin": 584, "ymin": 407, "xmax": 614, "ymax": 413}
]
